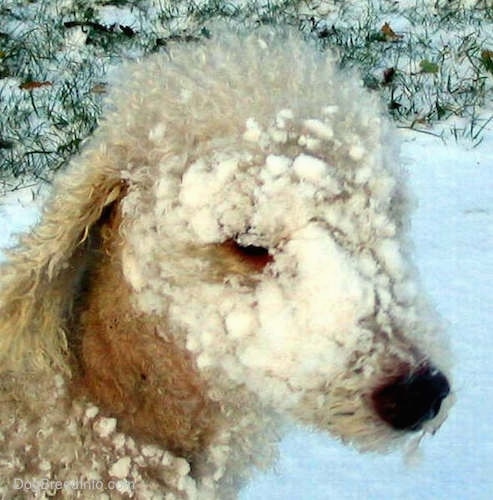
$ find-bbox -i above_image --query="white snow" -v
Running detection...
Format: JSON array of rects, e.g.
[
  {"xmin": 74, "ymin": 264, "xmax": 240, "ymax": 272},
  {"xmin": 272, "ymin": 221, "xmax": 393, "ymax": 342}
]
[
  {"xmin": 303, "ymin": 119, "xmax": 334, "ymax": 141},
  {"xmin": 93, "ymin": 417, "xmax": 118, "ymax": 439},
  {"xmin": 108, "ymin": 456, "xmax": 131, "ymax": 479},
  {"xmin": 0, "ymin": 186, "xmax": 45, "ymax": 257},
  {"xmin": 292, "ymin": 154, "xmax": 329, "ymax": 182}
]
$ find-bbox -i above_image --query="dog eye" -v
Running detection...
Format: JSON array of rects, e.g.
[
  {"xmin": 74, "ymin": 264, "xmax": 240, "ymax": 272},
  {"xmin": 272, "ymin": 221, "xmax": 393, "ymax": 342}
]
[{"xmin": 221, "ymin": 239, "xmax": 273, "ymax": 271}]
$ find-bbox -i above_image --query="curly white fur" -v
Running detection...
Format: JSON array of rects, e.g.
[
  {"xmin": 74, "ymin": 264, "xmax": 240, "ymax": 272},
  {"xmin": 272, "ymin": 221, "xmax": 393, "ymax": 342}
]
[{"xmin": 0, "ymin": 27, "xmax": 452, "ymax": 499}]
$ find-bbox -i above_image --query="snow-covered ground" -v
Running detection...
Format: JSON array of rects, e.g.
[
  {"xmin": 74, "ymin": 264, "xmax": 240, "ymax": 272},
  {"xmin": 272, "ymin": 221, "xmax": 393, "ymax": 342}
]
[{"xmin": 1, "ymin": 125, "xmax": 491, "ymax": 499}]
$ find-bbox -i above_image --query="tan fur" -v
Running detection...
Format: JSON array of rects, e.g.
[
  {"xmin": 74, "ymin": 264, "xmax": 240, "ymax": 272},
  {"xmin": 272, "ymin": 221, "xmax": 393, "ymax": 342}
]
[{"xmin": 72, "ymin": 201, "xmax": 219, "ymax": 459}]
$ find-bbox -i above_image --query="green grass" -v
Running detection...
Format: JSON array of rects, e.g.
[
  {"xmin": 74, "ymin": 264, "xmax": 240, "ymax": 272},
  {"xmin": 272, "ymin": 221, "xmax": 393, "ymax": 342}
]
[
  {"xmin": 0, "ymin": 0, "xmax": 492, "ymax": 190},
  {"xmin": 311, "ymin": 2, "xmax": 492, "ymax": 129}
]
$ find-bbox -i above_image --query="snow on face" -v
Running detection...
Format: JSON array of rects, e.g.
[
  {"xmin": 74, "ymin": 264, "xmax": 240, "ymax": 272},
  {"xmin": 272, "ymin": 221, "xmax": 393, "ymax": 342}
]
[{"xmin": 121, "ymin": 107, "xmax": 417, "ymax": 414}]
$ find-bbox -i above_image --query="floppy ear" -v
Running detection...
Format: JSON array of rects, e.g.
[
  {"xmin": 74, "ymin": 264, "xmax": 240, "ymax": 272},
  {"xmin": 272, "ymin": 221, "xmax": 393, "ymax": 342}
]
[{"xmin": 0, "ymin": 154, "xmax": 125, "ymax": 373}]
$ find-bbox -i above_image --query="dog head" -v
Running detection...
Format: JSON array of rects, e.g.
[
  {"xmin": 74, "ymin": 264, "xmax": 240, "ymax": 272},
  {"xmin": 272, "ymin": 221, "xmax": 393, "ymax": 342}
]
[
  {"xmin": 0, "ymin": 29, "xmax": 452, "ymax": 458},
  {"xmin": 113, "ymin": 30, "xmax": 452, "ymax": 449}
]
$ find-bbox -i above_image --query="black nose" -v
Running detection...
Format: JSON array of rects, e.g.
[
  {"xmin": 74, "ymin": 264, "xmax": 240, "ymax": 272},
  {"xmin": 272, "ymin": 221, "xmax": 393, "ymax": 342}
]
[{"xmin": 372, "ymin": 366, "xmax": 450, "ymax": 431}]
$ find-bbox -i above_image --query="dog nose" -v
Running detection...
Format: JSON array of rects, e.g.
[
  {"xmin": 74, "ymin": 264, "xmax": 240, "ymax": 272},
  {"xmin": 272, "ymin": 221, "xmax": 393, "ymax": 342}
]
[{"xmin": 372, "ymin": 366, "xmax": 450, "ymax": 431}]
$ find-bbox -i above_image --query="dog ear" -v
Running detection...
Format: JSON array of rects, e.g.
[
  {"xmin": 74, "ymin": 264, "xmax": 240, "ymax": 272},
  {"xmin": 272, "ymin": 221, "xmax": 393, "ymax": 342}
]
[{"xmin": 0, "ymin": 159, "xmax": 125, "ymax": 373}]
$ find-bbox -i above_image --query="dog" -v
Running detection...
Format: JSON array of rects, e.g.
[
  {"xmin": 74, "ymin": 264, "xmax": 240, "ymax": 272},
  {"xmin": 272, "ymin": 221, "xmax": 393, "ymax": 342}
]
[{"xmin": 0, "ymin": 27, "xmax": 452, "ymax": 499}]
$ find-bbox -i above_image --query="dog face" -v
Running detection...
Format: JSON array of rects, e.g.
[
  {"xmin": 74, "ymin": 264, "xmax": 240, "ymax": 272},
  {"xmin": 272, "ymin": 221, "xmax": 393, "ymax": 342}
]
[{"xmin": 119, "ymin": 102, "xmax": 450, "ymax": 449}]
